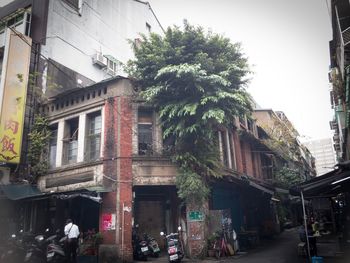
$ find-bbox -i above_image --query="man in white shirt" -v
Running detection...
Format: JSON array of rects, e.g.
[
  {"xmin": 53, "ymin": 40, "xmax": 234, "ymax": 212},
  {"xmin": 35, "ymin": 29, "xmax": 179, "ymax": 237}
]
[{"xmin": 64, "ymin": 219, "xmax": 80, "ymax": 263}]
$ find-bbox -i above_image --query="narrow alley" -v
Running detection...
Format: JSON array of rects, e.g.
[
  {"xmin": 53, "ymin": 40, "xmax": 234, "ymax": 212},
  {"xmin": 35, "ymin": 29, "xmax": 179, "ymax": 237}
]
[{"xmin": 140, "ymin": 228, "xmax": 349, "ymax": 263}]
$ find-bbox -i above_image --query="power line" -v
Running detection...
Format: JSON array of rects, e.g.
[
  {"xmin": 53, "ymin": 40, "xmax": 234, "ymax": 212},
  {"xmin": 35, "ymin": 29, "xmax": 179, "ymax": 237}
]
[
  {"xmin": 2, "ymin": 24, "xmax": 85, "ymax": 89},
  {"xmin": 1, "ymin": 23, "xmax": 294, "ymax": 163}
]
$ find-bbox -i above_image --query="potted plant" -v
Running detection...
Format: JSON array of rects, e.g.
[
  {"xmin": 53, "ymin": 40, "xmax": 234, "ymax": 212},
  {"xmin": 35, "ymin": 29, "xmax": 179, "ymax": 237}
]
[
  {"xmin": 78, "ymin": 229, "xmax": 103, "ymax": 263},
  {"xmin": 207, "ymin": 234, "xmax": 218, "ymax": 257}
]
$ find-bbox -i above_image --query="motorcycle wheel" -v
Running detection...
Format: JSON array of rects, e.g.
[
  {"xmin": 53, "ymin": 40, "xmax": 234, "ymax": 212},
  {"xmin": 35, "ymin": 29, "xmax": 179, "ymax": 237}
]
[{"xmin": 154, "ymin": 252, "xmax": 160, "ymax": 258}]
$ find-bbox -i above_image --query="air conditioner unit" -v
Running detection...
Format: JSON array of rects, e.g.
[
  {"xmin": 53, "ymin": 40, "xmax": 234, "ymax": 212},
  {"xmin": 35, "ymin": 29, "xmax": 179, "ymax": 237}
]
[
  {"xmin": 92, "ymin": 52, "xmax": 107, "ymax": 67},
  {"xmin": 0, "ymin": 167, "xmax": 10, "ymax": 185}
]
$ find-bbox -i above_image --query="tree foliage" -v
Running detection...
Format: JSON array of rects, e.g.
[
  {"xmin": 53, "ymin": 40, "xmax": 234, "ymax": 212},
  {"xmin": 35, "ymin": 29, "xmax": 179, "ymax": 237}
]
[
  {"xmin": 27, "ymin": 115, "xmax": 51, "ymax": 183},
  {"xmin": 127, "ymin": 21, "xmax": 252, "ymax": 204},
  {"xmin": 275, "ymin": 166, "xmax": 303, "ymax": 188},
  {"xmin": 259, "ymin": 116, "xmax": 301, "ymax": 162}
]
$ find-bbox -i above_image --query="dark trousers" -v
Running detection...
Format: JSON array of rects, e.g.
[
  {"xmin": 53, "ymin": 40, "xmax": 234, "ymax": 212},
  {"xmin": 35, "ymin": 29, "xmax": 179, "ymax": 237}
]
[{"xmin": 66, "ymin": 238, "xmax": 78, "ymax": 263}]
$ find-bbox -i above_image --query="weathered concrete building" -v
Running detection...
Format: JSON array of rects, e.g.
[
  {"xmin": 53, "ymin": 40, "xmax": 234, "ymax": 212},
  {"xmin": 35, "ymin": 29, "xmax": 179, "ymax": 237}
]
[
  {"xmin": 25, "ymin": 75, "xmax": 283, "ymax": 261},
  {"xmin": 303, "ymin": 138, "xmax": 337, "ymax": 176},
  {"xmin": 0, "ymin": 1, "xmax": 316, "ymax": 261},
  {"xmin": 328, "ymin": 0, "xmax": 350, "ymax": 162},
  {"xmin": 253, "ymin": 109, "xmax": 316, "ymax": 181},
  {"xmin": 0, "ymin": 0, "xmax": 163, "ymax": 259}
]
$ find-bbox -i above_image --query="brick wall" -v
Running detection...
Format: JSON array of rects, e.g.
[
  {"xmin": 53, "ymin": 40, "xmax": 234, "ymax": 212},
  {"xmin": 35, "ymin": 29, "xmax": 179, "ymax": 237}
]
[
  {"xmin": 100, "ymin": 95, "xmax": 133, "ymax": 261},
  {"xmin": 117, "ymin": 97, "xmax": 133, "ymax": 261},
  {"xmin": 186, "ymin": 202, "xmax": 208, "ymax": 258},
  {"xmin": 100, "ymin": 97, "xmax": 118, "ymax": 245}
]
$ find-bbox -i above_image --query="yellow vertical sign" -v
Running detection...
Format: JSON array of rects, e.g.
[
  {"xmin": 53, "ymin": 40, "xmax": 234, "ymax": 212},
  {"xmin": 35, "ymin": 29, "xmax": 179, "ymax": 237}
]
[{"xmin": 0, "ymin": 30, "xmax": 32, "ymax": 163}]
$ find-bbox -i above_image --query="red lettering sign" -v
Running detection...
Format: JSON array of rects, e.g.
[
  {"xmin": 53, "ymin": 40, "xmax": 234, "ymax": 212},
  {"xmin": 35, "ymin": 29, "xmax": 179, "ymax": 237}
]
[
  {"xmin": 5, "ymin": 119, "xmax": 19, "ymax": 134},
  {"xmin": 0, "ymin": 135, "xmax": 17, "ymax": 155}
]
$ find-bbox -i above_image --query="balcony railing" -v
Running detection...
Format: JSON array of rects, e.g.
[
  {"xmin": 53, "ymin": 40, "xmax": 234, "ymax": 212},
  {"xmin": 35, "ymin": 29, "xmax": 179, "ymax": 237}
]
[
  {"xmin": 329, "ymin": 120, "xmax": 338, "ymax": 130},
  {"xmin": 343, "ymin": 26, "xmax": 350, "ymax": 46}
]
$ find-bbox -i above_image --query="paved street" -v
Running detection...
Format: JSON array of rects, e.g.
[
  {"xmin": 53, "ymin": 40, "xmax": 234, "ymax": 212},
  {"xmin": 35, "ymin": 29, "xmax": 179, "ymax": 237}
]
[{"xmin": 140, "ymin": 228, "xmax": 350, "ymax": 263}]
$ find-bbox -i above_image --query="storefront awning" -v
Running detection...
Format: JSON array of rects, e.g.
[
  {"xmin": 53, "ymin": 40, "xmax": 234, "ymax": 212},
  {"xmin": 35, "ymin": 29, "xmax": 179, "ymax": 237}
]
[
  {"xmin": 0, "ymin": 184, "xmax": 45, "ymax": 200},
  {"xmin": 249, "ymin": 180, "xmax": 274, "ymax": 195},
  {"xmin": 290, "ymin": 161, "xmax": 350, "ymax": 198},
  {"xmin": 0, "ymin": 184, "xmax": 110, "ymax": 201}
]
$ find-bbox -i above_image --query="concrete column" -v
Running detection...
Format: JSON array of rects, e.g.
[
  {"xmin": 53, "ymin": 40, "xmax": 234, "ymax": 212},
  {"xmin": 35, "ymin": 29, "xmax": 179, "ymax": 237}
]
[
  {"xmin": 229, "ymin": 133, "xmax": 237, "ymax": 170},
  {"xmin": 131, "ymin": 104, "xmax": 138, "ymax": 155},
  {"xmin": 100, "ymin": 106, "xmax": 105, "ymax": 159},
  {"xmin": 56, "ymin": 119, "xmax": 64, "ymax": 167},
  {"xmin": 218, "ymin": 131, "xmax": 224, "ymax": 164},
  {"xmin": 186, "ymin": 201, "xmax": 209, "ymax": 258},
  {"xmin": 77, "ymin": 113, "xmax": 86, "ymax": 163},
  {"xmin": 154, "ymin": 111, "xmax": 162, "ymax": 154},
  {"xmin": 225, "ymin": 130, "xmax": 232, "ymax": 169}
]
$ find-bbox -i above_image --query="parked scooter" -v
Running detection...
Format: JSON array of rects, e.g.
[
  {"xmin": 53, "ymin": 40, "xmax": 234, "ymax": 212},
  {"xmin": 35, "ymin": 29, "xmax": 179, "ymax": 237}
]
[
  {"xmin": 0, "ymin": 230, "xmax": 30, "ymax": 263},
  {"xmin": 143, "ymin": 233, "xmax": 160, "ymax": 257},
  {"xmin": 160, "ymin": 226, "xmax": 184, "ymax": 263},
  {"xmin": 132, "ymin": 225, "xmax": 149, "ymax": 260},
  {"xmin": 24, "ymin": 228, "xmax": 50, "ymax": 263},
  {"xmin": 46, "ymin": 230, "xmax": 66, "ymax": 263}
]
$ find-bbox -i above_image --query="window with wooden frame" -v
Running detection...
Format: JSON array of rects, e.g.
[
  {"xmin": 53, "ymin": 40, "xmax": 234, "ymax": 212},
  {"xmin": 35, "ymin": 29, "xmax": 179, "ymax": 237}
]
[
  {"xmin": 85, "ymin": 111, "xmax": 102, "ymax": 161},
  {"xmin": 62, "ymin": 117, "xmax": 79, "ymax": 164},
  {"xmin": 49, "ymin": 124, "xmax": 58, "ymax": 168},
  {"xmin": 138, "ymin": 109, "xmax": 153, "ymax": 155}
]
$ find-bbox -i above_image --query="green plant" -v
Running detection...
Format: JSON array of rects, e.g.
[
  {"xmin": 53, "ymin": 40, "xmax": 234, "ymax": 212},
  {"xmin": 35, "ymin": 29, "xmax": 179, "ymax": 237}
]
[
  {"xmin": 27, "ymin": 115, "xmax": 51, "ymax": 182},
  {"xmin": 127, "ymin": 21, "xmax": 252, "ymax": 205},
  {"xmin": 207, "ymin": 233, "xmax": 218, "ymax": 248},
  {"xmin": 274, "ymin": 166, "xmax": 303, "ymax": 188},
  {"xmin": 80, "ymin": 230, "xmax": 103, "ymax": 256}
]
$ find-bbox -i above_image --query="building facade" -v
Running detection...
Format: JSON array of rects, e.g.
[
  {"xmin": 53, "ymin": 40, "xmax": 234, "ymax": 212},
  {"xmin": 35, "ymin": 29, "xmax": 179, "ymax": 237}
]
[
  {"xmin": 328, "ymin": 0, "xmax": 350, "ymax": 162},
  {"xmin": 0, "ymin": 1, "xmax": 316, "ymax": 262},
  {"xmin": 303, "ymin": 138, "xmax": 337, "ymax": 176},
  {"xmin": 253, "ymin": 109, "xmax": 316, "ymax": 181},
  {"xmin": 0, "ymin": 0, "xmax": 162, "ymax": 260}
]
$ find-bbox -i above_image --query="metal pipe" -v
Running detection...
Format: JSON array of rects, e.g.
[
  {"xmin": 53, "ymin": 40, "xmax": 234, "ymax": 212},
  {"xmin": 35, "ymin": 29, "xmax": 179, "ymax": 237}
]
[
  {"xmin": 122, "ymin": 203, "xmax": 125, "ymax": 261},
  {"xmin": 301, "ymin": 190, "xmax": 311, "ymax": 262}
]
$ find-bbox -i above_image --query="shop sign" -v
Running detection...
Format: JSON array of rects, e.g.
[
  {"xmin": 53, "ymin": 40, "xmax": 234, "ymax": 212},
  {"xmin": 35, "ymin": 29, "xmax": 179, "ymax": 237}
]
[
  {"xmin": 102, "ymin": 213, "xmax": 116, "ymax": 230},
  {"xmin": 0, "ymin": 29, "xmax": 31, "ymax": 163},
  {"xmin": 188, "ymin": 211, "xmax": 204, "ymax": 222}
]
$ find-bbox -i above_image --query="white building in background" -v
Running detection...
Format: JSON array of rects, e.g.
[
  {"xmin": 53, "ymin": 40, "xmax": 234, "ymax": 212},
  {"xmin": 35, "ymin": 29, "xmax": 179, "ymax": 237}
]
[
  {"xmin": 0, "ymin": 0, "xmax": 164, "ymax": 97},
  {"xmin": 41, "ymin": 0, "xmax": 164, "ymax": 83},
  {"xmin": 303, "ymin": 138, "xmax": 337, "ymax": 176}
]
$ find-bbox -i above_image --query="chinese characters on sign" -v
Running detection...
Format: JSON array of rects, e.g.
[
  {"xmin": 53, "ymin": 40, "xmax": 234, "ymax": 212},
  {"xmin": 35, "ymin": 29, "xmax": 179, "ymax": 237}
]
[
  {"xmin": 102, "ymin": 213, "xmax": 116, "ymax": 231},
  {"xmin": 0, "ymin": 30, "xmax": 31, "ymax": 163},
  {"xmin": 188, "ymin": 211, "xmax": 204, "ymax": 222}
]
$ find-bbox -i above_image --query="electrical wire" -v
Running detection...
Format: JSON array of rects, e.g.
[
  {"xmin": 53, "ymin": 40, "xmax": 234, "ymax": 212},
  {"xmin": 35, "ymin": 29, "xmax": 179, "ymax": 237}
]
[
  {"xmin": 2, "ymin": 25, "xmax": 85, "ymax": 89},
  {"xmin": 3, "ymin": 29, "xmax": 283, "ymax": 165}
]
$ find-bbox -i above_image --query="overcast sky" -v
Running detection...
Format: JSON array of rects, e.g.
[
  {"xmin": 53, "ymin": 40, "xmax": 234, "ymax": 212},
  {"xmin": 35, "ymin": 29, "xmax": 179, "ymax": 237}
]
[{"xmin": 147, "ymin": 0, "xmax": 333, "ymax": 140}]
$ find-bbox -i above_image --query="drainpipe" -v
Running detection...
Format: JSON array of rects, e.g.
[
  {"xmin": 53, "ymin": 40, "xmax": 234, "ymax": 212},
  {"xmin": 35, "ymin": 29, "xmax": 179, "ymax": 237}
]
[
  {"xmin": 301, "ymin": 190, "xmax": 311, "ymax": 262},
  {"xmin": 122, "ymin": 203, "xmax": 131, "ymax": 261},
  {"xmin": 122, "ymin": 203, "xmax": 126, "ymax": 261}
]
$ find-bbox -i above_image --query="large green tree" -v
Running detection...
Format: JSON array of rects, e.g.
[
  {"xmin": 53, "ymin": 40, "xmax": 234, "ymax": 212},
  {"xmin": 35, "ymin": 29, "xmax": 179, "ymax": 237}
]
[{"xmin": 127, "ymin": 22, "xmax": 252, "ymax": 204}]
